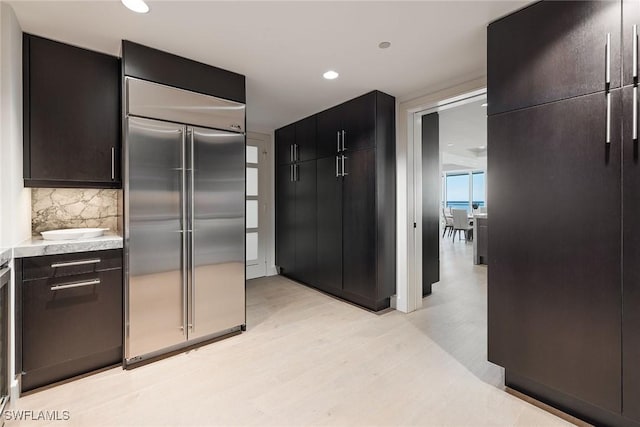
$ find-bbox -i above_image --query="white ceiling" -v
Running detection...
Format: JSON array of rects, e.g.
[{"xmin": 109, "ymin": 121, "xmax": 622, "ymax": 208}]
[
  {"xmin": 438, "ymin": 98, "xmax": 487, "ymax": 171},
  {"xmin": 8, "ymin": 0, "xmax": 528, "ymax": 133}
]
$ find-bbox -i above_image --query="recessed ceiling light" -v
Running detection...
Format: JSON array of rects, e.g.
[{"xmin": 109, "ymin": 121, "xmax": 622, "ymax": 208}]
[
  {"xmin": 121, "ymin": 0, "xmax": 149, "ymax": 14},
  {"xmin": 479, "ymin": 145, "xmax": 486, "ymax": 149},
  {"xmin": 447, "ymin": 144, "xmax": 454, "ymax": 147},
  {"xmin": 378, "ymin": 41, "xmax": 391, "ymax": 49},
  {"xmin": 481, "ymin": 103, "xmax": 488, "ymax": 107},
  {"xmin": 323, "ymin": 70, "xmax": 339, "ymax": 80}
]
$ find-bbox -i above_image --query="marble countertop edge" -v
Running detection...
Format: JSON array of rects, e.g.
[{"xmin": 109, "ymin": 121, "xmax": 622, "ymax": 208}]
[{"xmin": 13, "ymin": 233, "xmax": 123, "ymax": 258}]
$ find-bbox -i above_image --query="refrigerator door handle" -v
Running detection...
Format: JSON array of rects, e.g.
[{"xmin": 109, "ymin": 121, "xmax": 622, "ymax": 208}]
[
  {"xmin": 181, "ymin": 129, "xmax": 188, "ymax": 335},
  {"xmin": 189, "ymin": 129, "xmax": 196, "ymax": 332},
  {"xmin": 605, "ymin": 32, "xmax": 611, "ymax": 87}
]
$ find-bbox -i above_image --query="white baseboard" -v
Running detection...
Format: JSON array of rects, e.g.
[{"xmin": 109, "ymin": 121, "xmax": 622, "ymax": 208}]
[{"xmin": 267, "ymin": 265, "xmax": 278, "ymax": 276}]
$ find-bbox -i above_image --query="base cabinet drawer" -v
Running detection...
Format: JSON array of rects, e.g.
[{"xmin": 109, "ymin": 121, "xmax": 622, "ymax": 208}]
[{"xmin": 19, "ymin": 250, "xmax": 123, "ymax": 393}]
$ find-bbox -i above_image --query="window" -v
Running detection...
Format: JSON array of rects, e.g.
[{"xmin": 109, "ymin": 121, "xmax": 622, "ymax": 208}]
[
  {"xmin": 472, "ymin": 171, "xmax": 485, "ymax": 208},
  {"xmin": 446, "ymin": 173, "xmax": 471, "ymax": 212},
  {"xmin": 444, "ymin": 171, "xmax": 486, "ymax": 212}
]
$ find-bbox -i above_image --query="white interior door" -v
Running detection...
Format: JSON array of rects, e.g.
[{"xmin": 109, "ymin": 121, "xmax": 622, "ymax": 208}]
[{"xmin": 246, "ymin": 137, "xmax": 267, "ymax": 279}]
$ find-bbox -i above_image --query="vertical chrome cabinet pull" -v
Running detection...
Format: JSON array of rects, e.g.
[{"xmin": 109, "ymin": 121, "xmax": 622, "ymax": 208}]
[
  {"xmin": 336, "ymin": 156, "xmax": 340, "ymax": 177},
  {"xmin": 290, "ymin": 164, "xmax": 294, "ymax": 182},
  {"xmin": 342, "ymin": 130, "xmax": 346, "ymax": 152},
  {"xmin": 290, "ymin": 145, "xmax": 293, "ymax": 162},
  {"xmin": 295, "ymin": 144, "xmax": 298, "ymax": 161},
  {"xmin": 606, "ymin": 32, "xmax": 611, "ymax": 86},
  {"xmin": 337, "ymin": 131, "xmax": 341, "ymax": 153},
  {"xmin": 634, "ymin": 25, "xmax": 638, "ymax": 80},
  {"xmin": 295, "ymin": 164, "xmax": 298, "ymax": 181},
  {"xmin": 111, "ymin": 147, "xmax": 115, "ymax": 180},
  {"xmin": 341, "ymin": 155, "xmax": 348, "ymax": 176},
  {"xmin": 606, "ymin": 92, "xmax": 612, "ymax": 144},
  {"xmin": 634, "ymin": 86, "xmax": 638, "ymax": 141}
]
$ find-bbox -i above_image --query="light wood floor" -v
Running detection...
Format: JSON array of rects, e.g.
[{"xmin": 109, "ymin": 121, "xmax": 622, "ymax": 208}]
[{"xmin": 7, "ymin": 239, "xmax": 581, "ymax": 426}]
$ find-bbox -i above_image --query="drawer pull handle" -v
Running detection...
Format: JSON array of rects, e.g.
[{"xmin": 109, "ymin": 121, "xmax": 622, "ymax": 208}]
[
  {"xmin": 50, "ymin": 259, "xmax": 101, "ymax": 268},
  {"xmin": 51, "ymin": 279, "xmax": 100, "ymax": 291}
]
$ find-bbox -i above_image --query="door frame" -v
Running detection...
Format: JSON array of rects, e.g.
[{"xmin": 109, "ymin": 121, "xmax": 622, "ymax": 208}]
[
  {"xmin": 396, "ymin": 78, "xmax": 486, "ymax": 313},
  {"xmin": 246, "ymin": 132, "xmax": 273, "ymax": 279}
]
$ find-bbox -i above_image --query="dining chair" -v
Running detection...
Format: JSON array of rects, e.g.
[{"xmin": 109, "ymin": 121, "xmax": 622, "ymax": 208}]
[
  {"xmin": 442, "ymin": 208, "xmax": 454, "ymax": 238},
  {"xmin": 452, "ymin": 209, "xmax": 473, "ymax": 241}
]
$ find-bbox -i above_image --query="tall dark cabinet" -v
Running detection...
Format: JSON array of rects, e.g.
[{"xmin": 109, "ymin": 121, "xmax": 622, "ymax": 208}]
[
  {"xmin": 276, "ymin": 91, "xmax": 396, "ymax": 311},
  {"xmin": 23, "ymin": 34, "xmax": 121, "ymax": 188},
  {"xmin": 488, "ymin": 1, "xmax": 640, "ymax": 426},
  {"xmin": 275, "ymin": 118, "xmax": 317, "ymax": 285}
]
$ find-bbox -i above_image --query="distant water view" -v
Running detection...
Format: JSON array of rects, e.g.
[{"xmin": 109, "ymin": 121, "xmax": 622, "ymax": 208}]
[{"xmin": 446, "ymin": 201, "xmax": 485, "ymax": 212}]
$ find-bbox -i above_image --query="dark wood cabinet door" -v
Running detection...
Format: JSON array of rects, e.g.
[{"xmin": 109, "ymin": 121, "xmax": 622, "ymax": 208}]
[
  {"xmin": 623, "ymin": 86, "xmax": 640, "ymax": 422},
  {"xmin": 421, "ymin": 112, "xmax": 440, "ymax": 296},
  {"xmin": 292, "ymin": 160, "xmax": 317, "ymax": 285},
  {"xmin": 342, "ymin": 92, "xmax": 376, "ymax": 153},
  {"xmin": 488, "ymin": 1, "xmax": 621, "ymax": 116},
  {"xmin": 275, "ymin": 124, "xmax": 295, "ymax": 165},
  {"xmin": 315, "ymin": 156, "xmax": 343, "ymax": 293},
  {"xmin": 22, "ymin": 265, "xmax": 122, "ymax": 391},
  {"xmin": 316, "ymin": 105, "xmax": 343, "ymax": 159},
  {"xmin": 276, "ymin": 164, "xmax": 296, "ymax": 276},
  {"xmin": 623, "ymin": 0, "xmax": 640, "ymax": 87},
  {"xmin": 342, "ymin": 149, "xmax": 376, "ymax": 303},
  {"xmin": 488, "ymin": 90, "xmax": 622, "ymax": 412},
  {"xmin": 295, "ymin": 116, "xmax": 317, "ymax": 162},
  {"xmin": 24, "ymin": 34, "xmax": 121, "ymax": 188}
]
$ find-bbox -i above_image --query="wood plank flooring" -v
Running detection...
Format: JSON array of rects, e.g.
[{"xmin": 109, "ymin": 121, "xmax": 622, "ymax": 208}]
[{"xmin": 6, "ymin": 239, "xmax": 582, "ymax": 426}]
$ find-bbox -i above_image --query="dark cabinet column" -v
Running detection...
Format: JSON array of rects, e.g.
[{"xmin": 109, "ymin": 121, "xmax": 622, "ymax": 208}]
[
  {"xmin": 488, "ymin": 90, "xmax": 622, "ymax": 412},
  {"xmin": 623, "ymin": 86, "xmax": 640, "ymax": 422},
  {"xmin": 292, "ymin": 160, "xmax": 317, "ymax": 285},
  {"xmin": 315, "ymin": 156, "xmax": 343, "ymax": 293},
  {"xmin": 342, "ymin": 149, "xmax": 376, "ymax": 305},
  {"xmin": 488, "ymin": 1, "xmax": 621, "ymax": 116},
  {"xmin": 276, "ymin": 164, "xmax": 296, "ymax": 277}
]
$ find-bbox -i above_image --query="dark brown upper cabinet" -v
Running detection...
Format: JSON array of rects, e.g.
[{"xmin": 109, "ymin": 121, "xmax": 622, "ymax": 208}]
[
  {"xmin": 23, "ymin": 34, "xmax": 121, "ymax": 188},
  {"xmin": 487, "ymin": 1, "xmax": 621, "ymax": 116},
  {"xmin": 623, "ymin": 0, "xmax": 640, "ymax": 87},
  {"xmin": 316, "ymin": 92, "xmax": 376, "ymax": 159},
  {"xmin": 275, "ymin": 124, "xmax": 296, "ymax": 165}
]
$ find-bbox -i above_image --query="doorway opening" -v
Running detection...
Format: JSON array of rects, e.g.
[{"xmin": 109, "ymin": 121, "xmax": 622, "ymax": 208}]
[{"xmin": 410, "ymin": 89, "xmax": 488, "ymax": 302}]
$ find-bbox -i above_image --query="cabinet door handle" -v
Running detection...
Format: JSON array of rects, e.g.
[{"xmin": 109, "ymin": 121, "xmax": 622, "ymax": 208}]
[
  {"xmin": 111, "ymin": 147, "xmax": 115, "ymax": 181},
  {"xmin": 51, "ymin": 258, "xmax": 101, "ymax": 268},
  {"xmin": 634, "ymin": 86, "xmax": 638, "ymax": 141},
  {"xmin": 606, "ymin": 91, "xmax": 611, "ymax": 144},
  {"xmin": 294, "ymin": 164, "xmax": 298, "ymax": 181},
  {"xmin": 294, "ymin": 144, "xmax": 298, "ymax": 161},
  {"xmin": 606, "ymin": 32, "xmax": 611, "ymax": 87},
  {"xmin": 290, "ymin": 164, "xmax": 294, "ymax": 182},
  {"xmin": 342, "ymin": 155, "xmax": 348, "ymax": 176},
  {"xmin": 290, "ymin": 144, "xmax": 293, "ymax": 162},
  {"xmin": 51, "ymin": 278, "xmax": 100, "ymax": 291},
  {"xmin": 337, "ymin": 131, "xmax": 341, "ymax": 153},
  {"xmin": 634, "ymin": 25, "xmax": 638, "ymax": 80},
  {"xmin": 336, "ymin": 156, "xmax": 340, "ymax": 178},
  {"xmin": 342, "ymin": 130, "xmax": 346, "ymax": 152}
]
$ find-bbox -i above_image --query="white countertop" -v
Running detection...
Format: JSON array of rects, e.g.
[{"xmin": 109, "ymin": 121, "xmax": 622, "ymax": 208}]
[{"xmin": 13, "ymin": 232, "xmax": 123, "ymax": 258}]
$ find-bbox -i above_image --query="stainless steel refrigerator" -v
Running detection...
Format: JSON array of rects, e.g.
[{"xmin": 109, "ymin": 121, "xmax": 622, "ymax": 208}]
[{"xmin": 124, "ymin": 77, "xmax": 246, "ymax": 365}]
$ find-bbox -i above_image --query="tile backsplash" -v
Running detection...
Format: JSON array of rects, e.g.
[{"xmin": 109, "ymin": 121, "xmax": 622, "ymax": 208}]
[{"xmin": 32, "ymin": 188, "xmax": 120, "ymax": 235}]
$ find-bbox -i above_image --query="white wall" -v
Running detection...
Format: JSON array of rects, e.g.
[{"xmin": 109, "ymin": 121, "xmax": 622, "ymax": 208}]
[
  {"xmin": 1, "ymin": 1, "xmax": 31, "ymax": 399},
  {"xmin": 1, "ymin": 2, "xmax": 30, "ymax": 250}
]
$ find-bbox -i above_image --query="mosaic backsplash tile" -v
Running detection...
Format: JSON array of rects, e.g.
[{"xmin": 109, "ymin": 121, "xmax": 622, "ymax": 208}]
[{"xmin": 32, "ymin": 188, "xmax": 120, "ymax": 235}]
